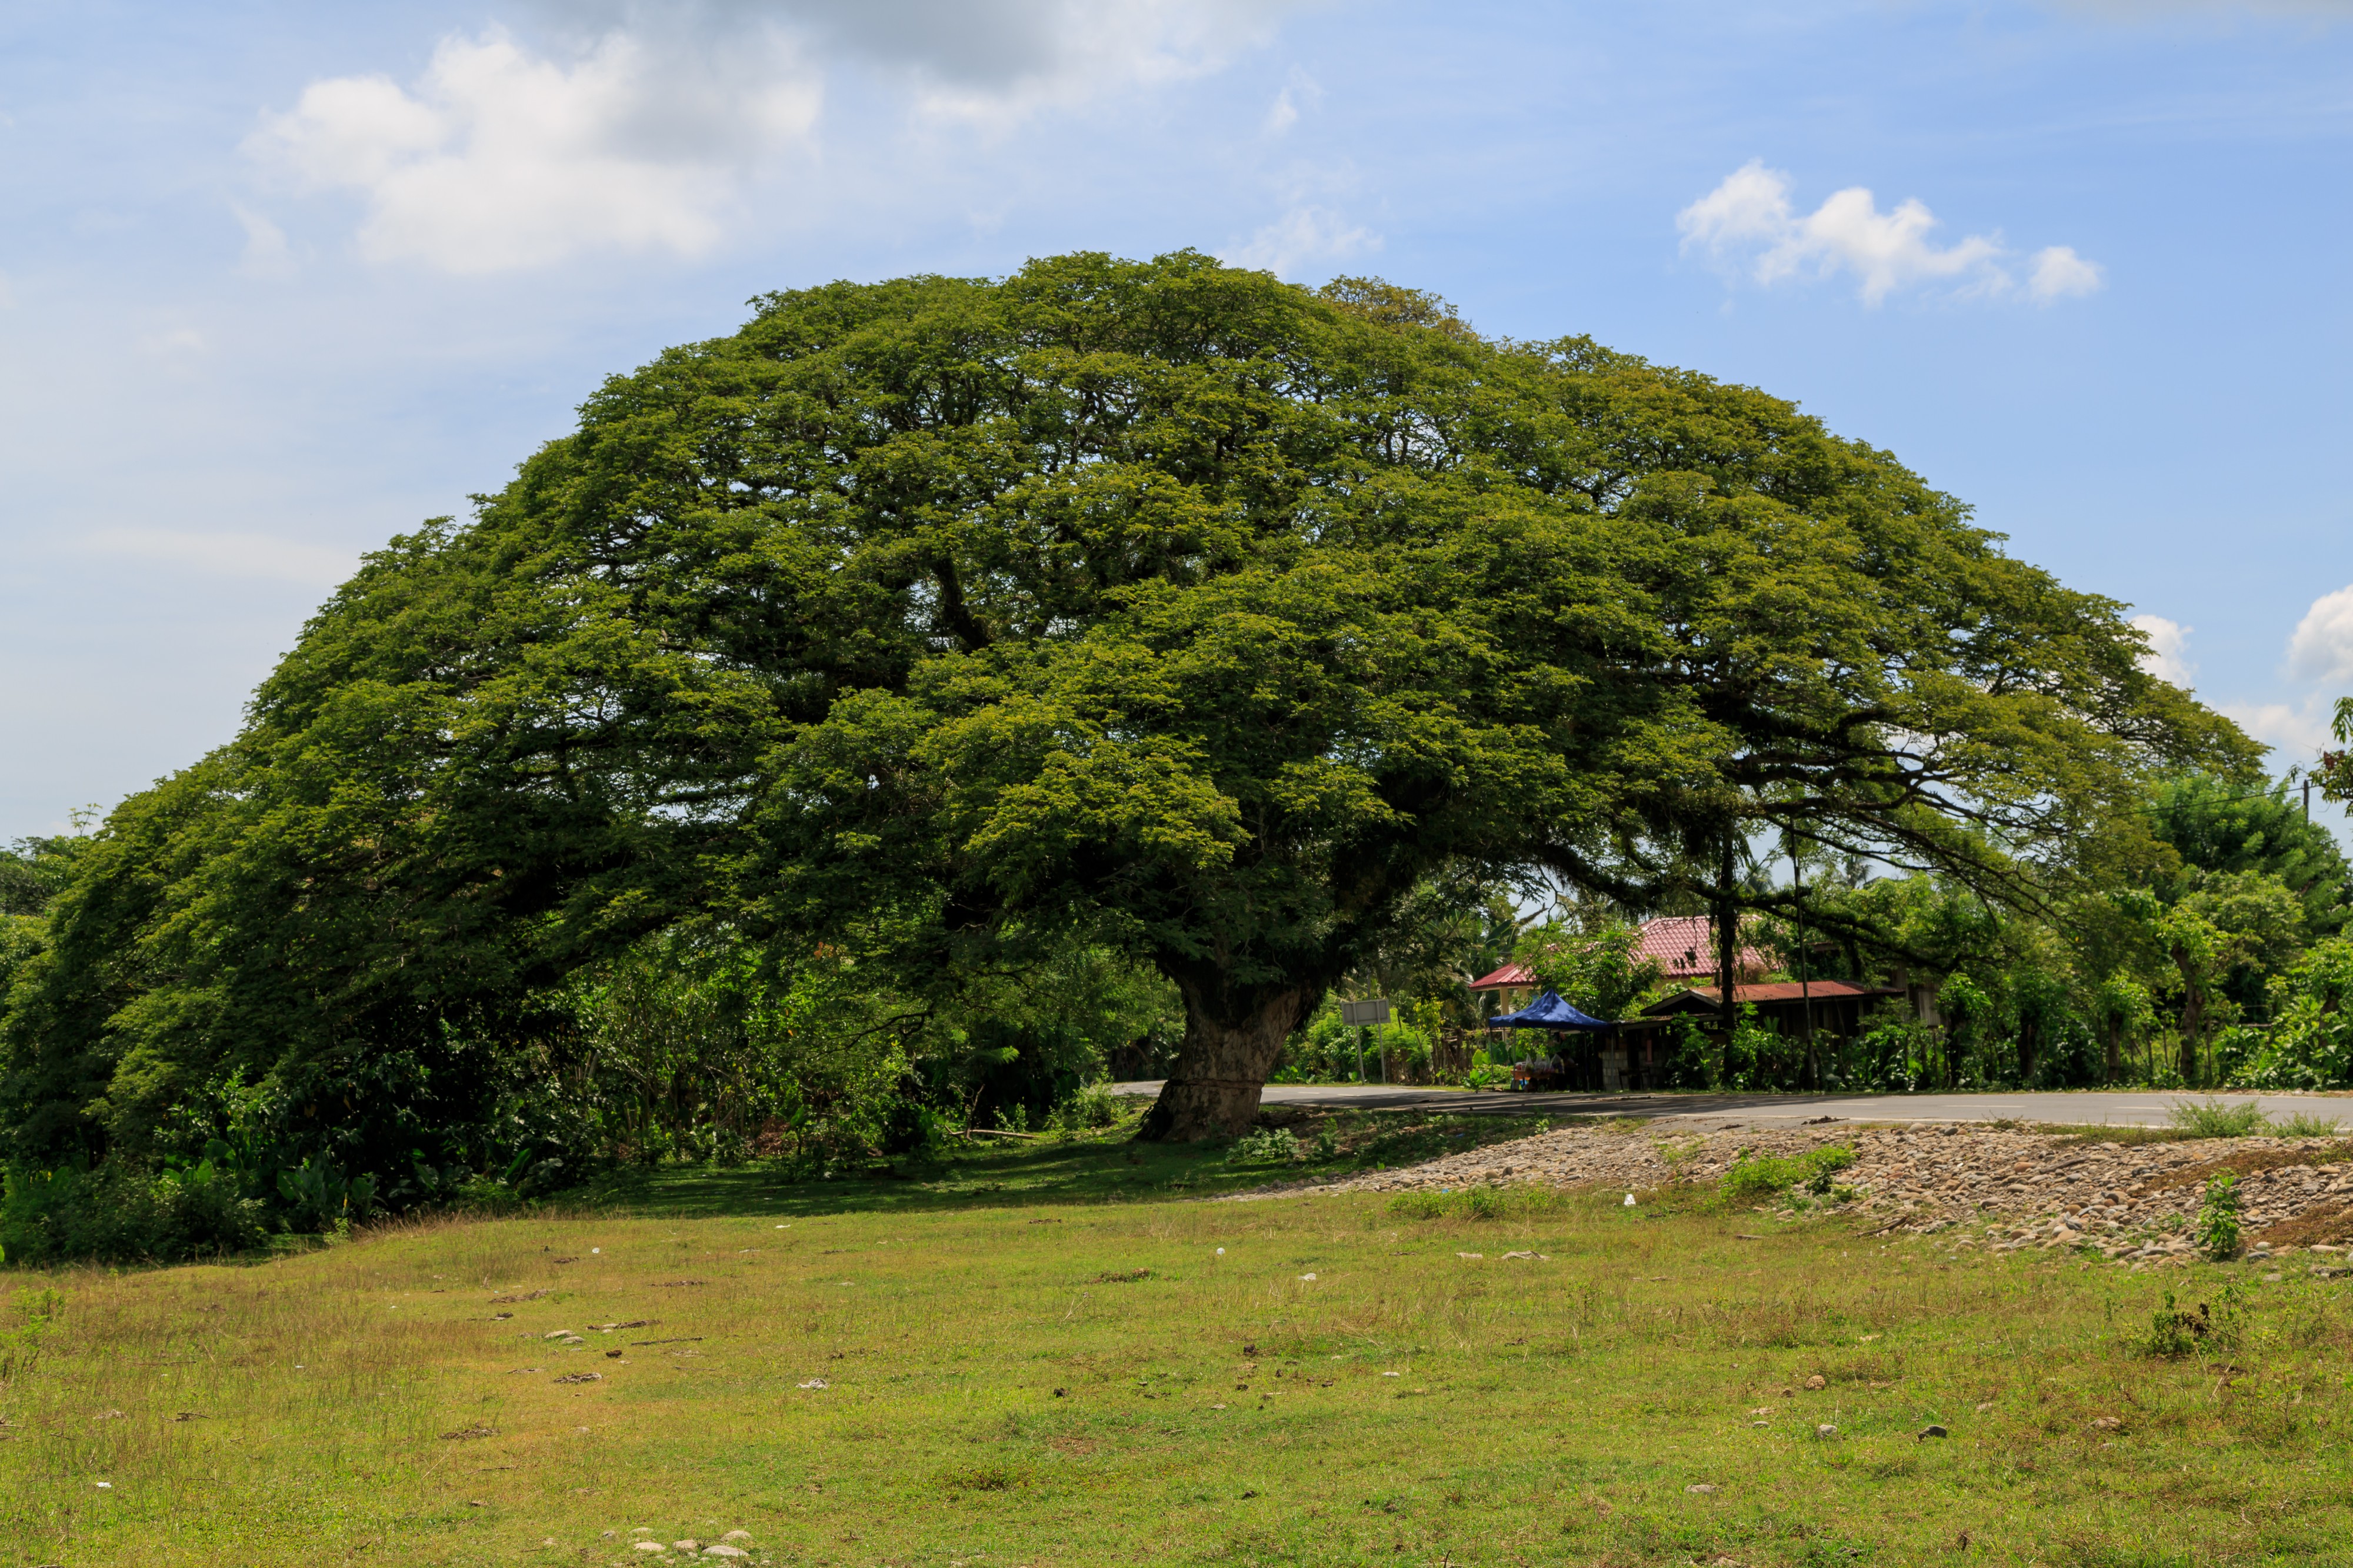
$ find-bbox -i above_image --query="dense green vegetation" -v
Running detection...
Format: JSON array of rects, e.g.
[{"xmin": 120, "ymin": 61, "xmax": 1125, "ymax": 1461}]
[{"xmin": 0, "ymin": 251, "xmax": 2292, "ymax": 1260}]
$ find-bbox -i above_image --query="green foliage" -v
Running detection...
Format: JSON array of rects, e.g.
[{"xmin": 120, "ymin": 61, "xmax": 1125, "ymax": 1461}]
[
  {"xmin": 1718, "ymin": 1143, "xmax": 1858, "ymax": 1205},
  {"xmin": 2167, "ymin": 1099, "xmax": 2269, "ymax": 1138},
  {"xmin": 1225, "ymin": 1126, "xmax": 1304, "ymax": 1165},
  {"xmin": 2195, "ymin": 1172, "xmax": 2242, "ymax": 1260},
  {"xmin": 2232, "ymin": 938, "xmax": 2353, "ymax": 1090},
  {"xmin": 1712, "ymin": 1002, "xmax": 1798, "ymax": 1090},
  {"xmin": 0, "ymin": 1160, "xmax": 272, "ymax": 1265},
  {"xmin": 0, "ymin": 833, "xmax": 91, "ymax": 919},
  {"xmin": 1508, "ymin": 919, "xmax": 1665, "ymax": 1021},
  {"xmin": 1049, "ymin": 1082, "xmax": 1126, "ymax": 1137},
  {"xmin": 2143, "ymin": 1291, "xmax": 2212, "ymax": 1359},
  {"xmin": 2151, "ymin": 773, "xmax": 2351, "ymax": 936}
]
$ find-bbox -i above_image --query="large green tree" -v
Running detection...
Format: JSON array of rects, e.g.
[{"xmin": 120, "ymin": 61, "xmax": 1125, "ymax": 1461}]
[{"xmin": 3, "ymin": 253, "xmax": 2248, "ymax": 1160}]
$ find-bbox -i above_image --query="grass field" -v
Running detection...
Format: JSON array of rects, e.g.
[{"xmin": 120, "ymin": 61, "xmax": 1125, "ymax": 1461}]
[{"xmin": 4, "ymin": 1122, "xmax": 2352, "ymax": 1567}]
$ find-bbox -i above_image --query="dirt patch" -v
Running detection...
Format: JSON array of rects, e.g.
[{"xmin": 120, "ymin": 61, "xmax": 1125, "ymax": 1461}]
[
  {"xmin": 2251, "ymin": 1203, "xmax": 2353, "ymax": 1249},
  {"xmin": 2128, "ymin": 1142, "xmax": 2353, "ymax": 1196}
]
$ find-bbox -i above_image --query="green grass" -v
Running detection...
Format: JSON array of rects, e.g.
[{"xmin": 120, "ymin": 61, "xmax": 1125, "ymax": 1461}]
[
  {"xmin": 8, "ymin": 1142, "xmax": 2353, "ymax": 1567},
  {"xmin": 2168, "ymin": 1100, "xmax": 2276, "ymax": 1139}
]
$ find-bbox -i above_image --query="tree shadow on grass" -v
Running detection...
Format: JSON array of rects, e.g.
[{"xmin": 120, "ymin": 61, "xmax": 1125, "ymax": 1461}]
[{"xmin": 567, "ymin": 1108, "xmax": 1567, "ymax": 1220}]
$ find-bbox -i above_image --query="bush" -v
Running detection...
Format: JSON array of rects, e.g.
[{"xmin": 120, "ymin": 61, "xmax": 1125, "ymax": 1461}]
[
  {"xmin": 1225, "ymin": 1127, "xmax": 1304, "ymax": 1165},
  {"xmin": 1049, "ymin": 1082, "xmax": 1126, "ymax": 1136},
  {"xmin": 2167, "ymin": 1099, "xmax": 2268, "ymax": 1138},
  {"xmin": 2233, "ymin": 939, "xmax": 2353, "ymax": 1089},
  {"xmin": 2195, "ymin": 1172, "xmax": 2241, "ymax": 1261},
  {"xmin": 1718, "ymin": 1145, "xmax": 1858, "ymax": 1206},
  {"xmin": 2144, "ymin": 1292, "xmax": 2211, "ymax": 1358},
  {"xmin": 1, "ymin": 1162, "xmax": 272, "ymax": 1265}
]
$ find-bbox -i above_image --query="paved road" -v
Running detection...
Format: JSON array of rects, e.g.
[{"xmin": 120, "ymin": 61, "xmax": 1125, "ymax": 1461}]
[{"xmin": 1108, "ymin": 1081, "xmax": 2353, "ymax": 1129}]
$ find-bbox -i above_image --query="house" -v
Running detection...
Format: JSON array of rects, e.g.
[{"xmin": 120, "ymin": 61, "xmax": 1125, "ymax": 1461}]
[
  {"xmin": 1638, "ymin": 979, "xmax": 1901, "ymax": 1041},
  {"xmin": 1465, "ymin": 960, "xmax": 1541, "ymax": 1014},
  {"xmin": 1468, "ymin": 916, "xmax": 1767, "ymax": 1012},
  {"xmin": 1630, "ymin": 915, "xmax": 1768, "ymax": 982}
]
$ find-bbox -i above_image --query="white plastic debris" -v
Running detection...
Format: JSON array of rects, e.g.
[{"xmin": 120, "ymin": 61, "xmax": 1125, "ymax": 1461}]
[{"xmin": 1624, "ymin": 1193, "xmax": 1637, "ymax": 1206}]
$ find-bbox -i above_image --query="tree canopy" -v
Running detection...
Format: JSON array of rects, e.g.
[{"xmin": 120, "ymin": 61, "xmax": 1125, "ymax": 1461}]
[{"xmin": 1, "ymin": 252, "xmax": 2251, "ymax": 1173}]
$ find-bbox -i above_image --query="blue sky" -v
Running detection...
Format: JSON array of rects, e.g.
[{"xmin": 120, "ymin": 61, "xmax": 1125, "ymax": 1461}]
[{"xmin": 5, "ymin": 0, "xmax": 2353, "ymax": 844}]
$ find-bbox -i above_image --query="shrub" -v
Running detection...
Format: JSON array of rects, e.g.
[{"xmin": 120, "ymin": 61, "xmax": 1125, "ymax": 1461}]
[
  {"xmin": 1718, "ymin": 1145, "xmax": 1858, "ymax": 1205},
  {"xmin": 1, "ymin": 1162, "xmax": 272, "ymax": 1265},
  {"xmin": 2167, "ymin": 1099, "xmax": 2268, "ymax": 1138},
  {"xmin": 1226, "ymin": 1127, "xmax": 1304, "ymax": 1165},
  {"xmin": 2144, "ymin": 1292, "xmax": 2210, "ymax": 1358},
  {"xmin": 2234, "ymin": 939, "xmax": 2353, "ymax": 1089},
  {"xmin": 2195, "ymin": 1172, "xmax": 2242, "ymax": 1261},
  {"xmin": 1050, "ymin": 1082, "xmax": 1125, "ymax": 1136}
]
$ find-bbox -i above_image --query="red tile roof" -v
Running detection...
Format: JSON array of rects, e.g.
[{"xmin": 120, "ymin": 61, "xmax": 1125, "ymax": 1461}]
[
  {"xmin": 1642, "ymin": 980, "xmax": 1898, "ymax": 1015},
  {"xmin": 1634, "ymin": 915, "xmax": 1766, "ymax": 979},
  {"xmin": 1468, "ymin": 962, "xmax": 1539, "ymax": 992}
]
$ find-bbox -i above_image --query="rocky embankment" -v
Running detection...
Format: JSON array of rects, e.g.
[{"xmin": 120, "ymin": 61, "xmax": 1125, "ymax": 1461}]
[{"xmin": 1306, "ymin": 1120, "xmax": 2353, "ymax": 1267}]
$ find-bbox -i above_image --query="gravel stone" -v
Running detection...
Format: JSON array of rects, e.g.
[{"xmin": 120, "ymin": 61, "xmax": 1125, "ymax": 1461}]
[{"xmin": 1261, "ymin": 1122, "xmax": 2353, "ymax": 1256}]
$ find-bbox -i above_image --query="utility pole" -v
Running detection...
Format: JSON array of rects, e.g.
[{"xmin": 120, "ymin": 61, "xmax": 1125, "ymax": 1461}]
[
  {"xmin": 1791, "ymin": 835, "xmax": 1816, "ymax": 1091},
  {"xmin": 1715, "ymin": 828, "xmax": 1739, "ymax": 1087},
  {"xmin": 2305, "ymin": 776, "xmax": 2313, "ymax": 820}
]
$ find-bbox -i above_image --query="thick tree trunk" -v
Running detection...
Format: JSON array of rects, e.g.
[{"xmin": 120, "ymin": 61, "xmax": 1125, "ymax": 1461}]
[{"xmin": 1136, "ymin": 978, "xmax": 1316, "ymax": 1141}]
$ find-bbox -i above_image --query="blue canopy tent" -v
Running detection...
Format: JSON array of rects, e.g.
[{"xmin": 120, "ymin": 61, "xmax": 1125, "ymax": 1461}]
[
  {"xmin": 1485, "ymin": 989, "xmax": 1615, "ymax": 1090},
  {"xmin": 1488, "ymin": 990, "xmax": 1615, "ymax": 1032}
]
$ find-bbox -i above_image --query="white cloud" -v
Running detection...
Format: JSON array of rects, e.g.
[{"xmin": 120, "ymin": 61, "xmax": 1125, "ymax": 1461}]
[
  {"xmin": 536, "ymin": 0, "xmax": 1304, "ymax": 95},
  {"xmin": 2220, "ymin": 696, "xmax": 2340, "ymax": 759},
  {"xmin": 2028, "ymin": 245, "xmax": 2104, "ymax": 301},
  {"xmin": 245, "ymin": 27, "xmax": 821, "ymax": 273},
  {"xmin": 1264, "ymin": 66, "xmax": 1321, "ymax": 135},
  {"xmin": 1677, "ymin": 160, "xmax": 2101, "ymax": 307},
  {"xmin": 2131, "ymin": 613, "xmax": 2196, "ymax": 688},
  {"xmin": 232, "ymin": 204, "xmax": 296, "ymax": 279},
  {"xmin": 1224, "ymin": 204, "xmax": 1378, "ymax": 278},
  {"xmin": 82, "ymin": 528, "xmax": 357, "ymax": 587},
  {"xmin": 2288, "ymin": 582, "xmax": 2353, "ymax": 685},
  {"xmin": 893, "ymin": 0, "xmax": 1304, "ymax": 122},
  {"xmin": 249, "ymin": 2, "xmax": 1310, "ymax": 271}
]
